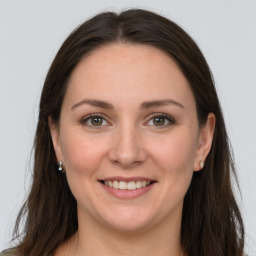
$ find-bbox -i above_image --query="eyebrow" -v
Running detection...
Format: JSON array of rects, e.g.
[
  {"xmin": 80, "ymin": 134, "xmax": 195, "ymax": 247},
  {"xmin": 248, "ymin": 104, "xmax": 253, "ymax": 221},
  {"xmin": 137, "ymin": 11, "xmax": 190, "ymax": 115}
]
[
  {"xmin": 71, "ymin": 99, "xmax": 184, "ymax": 110},
  {"xmin": 140, "ymin": 99, "xmax": 184, "ymax": 109},
  {"xmin": 71, "ymin": 99, "xmax": 114, "ymax": 110}
]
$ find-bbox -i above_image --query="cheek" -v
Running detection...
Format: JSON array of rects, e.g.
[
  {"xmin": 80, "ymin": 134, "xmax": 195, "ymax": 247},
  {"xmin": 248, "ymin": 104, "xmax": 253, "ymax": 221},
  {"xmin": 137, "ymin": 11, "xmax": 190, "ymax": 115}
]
[
  {"xmin": 60, "ymin": 131, "xmax": 107, "ymax": 176},
  {"xmin": 59, "ymin": 131, "xmax": 110, "ymax": 206},
  {"xmin": 149, "ymin": 129, "xmax": 198, "ymax": 197},
  {"xmin": 142, "ymin": 130, "xmax": 198, "ymax": 218},
  {"xmin": 150, "ymin": 129, "xmax": 198, "ymax": 173},
  {"xmin": 159, "ymin": 132, "xmax": 197, "ymax": 199}
]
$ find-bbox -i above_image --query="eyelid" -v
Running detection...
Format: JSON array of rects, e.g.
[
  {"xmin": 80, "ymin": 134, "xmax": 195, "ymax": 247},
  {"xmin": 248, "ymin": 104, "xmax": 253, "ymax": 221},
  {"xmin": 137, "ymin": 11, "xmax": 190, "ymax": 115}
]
[
  {"xmin": 80, "ymin": 112, "xmax": 175, "ymax": 128},
  {"xmin": 144, "ymin": 112, "xmax": 176, "ymax": 127},
  {"xmin": 80, "ymin": 113, "xmax": 111, "ymax": 127}
]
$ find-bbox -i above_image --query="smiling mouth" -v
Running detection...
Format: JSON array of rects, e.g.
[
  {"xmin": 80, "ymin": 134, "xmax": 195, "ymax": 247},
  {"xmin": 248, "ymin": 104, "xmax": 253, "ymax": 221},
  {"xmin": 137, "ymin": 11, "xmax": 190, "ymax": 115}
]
[{"xmin": 100, "ymin": 180, "xmax": 155, "ymax": 191}]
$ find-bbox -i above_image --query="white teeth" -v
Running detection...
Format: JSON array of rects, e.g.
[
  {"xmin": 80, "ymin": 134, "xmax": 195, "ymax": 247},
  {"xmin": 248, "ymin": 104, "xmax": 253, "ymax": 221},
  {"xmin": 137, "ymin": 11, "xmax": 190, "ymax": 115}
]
[
  {"xmin": 136, "ymin": 181, "xmax": 142, "ymax": 189},
  {"xmin": 103, "ymin": 180, "xmax": 152, "ymax": 190},
  {"xmin": 113, "ymin": 180, "xmax": 119, "ymax": 189},
  {"xmin": 108, "ymin": 180, "xmax": 113, "ymax": 188},
  {"xmin": 119, "ymin": 181, "xmax": 127, "ymax": 190},
  {"xmin": 127, "ymin": 181, "xmax": 136, "ymax": 190}
]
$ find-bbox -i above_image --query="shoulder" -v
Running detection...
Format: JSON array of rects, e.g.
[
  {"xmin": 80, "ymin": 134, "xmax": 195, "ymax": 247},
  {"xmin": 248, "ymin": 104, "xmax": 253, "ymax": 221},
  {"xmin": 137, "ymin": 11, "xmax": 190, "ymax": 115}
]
[{"xmin": 0, "ymin": 248, "xmax": 18, "ymax": 256}]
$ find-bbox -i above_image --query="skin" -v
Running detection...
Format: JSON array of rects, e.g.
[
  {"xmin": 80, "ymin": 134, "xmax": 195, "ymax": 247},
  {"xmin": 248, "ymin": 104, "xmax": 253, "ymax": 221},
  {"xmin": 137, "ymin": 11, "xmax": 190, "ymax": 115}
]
[{"xmin": 50, "ymin": 43, "xmax": 215, "ymax": 256}]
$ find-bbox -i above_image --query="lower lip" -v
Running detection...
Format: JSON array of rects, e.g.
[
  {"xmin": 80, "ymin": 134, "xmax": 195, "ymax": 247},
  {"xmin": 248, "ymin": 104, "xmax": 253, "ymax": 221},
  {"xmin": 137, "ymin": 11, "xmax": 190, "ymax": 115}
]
[{"xmin": 100, "ymin": 182, "xmax": 155, "ymax": 199}]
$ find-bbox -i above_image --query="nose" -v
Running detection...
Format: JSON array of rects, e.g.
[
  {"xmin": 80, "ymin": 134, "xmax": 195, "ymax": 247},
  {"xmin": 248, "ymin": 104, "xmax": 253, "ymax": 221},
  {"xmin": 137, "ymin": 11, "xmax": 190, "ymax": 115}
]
[{"xmin": 107, "ymin": 123, "xmax": 147, "ymax": 168}]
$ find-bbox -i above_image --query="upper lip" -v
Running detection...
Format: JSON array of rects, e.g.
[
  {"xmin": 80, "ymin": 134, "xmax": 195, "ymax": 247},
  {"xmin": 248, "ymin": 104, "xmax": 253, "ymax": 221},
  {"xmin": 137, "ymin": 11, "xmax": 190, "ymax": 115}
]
[{"xmin": 99, "ymin": 176, "xmax": 156, "ymax": 182}]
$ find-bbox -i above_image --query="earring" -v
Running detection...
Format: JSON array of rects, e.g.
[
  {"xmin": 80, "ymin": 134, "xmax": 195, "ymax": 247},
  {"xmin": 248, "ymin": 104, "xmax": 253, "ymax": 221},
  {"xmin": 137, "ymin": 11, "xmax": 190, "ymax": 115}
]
[
  {"xmin": 200, "ymin": 160, "xmax": 204, "ymax": 169},
  {"xmin": 57, "ymin": 160, "xmax": 64, "ymax": 173}
]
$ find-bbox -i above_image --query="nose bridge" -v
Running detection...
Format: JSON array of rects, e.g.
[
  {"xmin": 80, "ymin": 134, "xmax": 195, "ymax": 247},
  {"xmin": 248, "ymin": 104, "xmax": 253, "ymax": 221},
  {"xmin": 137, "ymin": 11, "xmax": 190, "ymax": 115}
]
[{"xmin": 109, "ymin": 120, "xmax": 146, "ymax": 167}]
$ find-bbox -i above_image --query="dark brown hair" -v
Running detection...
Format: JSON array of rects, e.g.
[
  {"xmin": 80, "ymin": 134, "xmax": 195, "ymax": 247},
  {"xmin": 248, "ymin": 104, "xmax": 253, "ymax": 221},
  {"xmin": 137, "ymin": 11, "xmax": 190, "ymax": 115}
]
[{"xmin": 12, "ymin": 9, "xmax": 244, "ymax": 256}]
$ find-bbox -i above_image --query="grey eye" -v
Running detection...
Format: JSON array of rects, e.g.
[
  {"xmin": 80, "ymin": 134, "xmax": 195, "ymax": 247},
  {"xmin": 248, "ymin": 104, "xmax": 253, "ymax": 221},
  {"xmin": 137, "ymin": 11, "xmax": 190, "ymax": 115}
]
[
  {"xmin": 152, "ymin": 117, "xmax": 166, "ymax": 126},
  {"xmin": 90, "ymin": 117, "xmax": 104, "ymax": 126},
  {"xmin": 147, "ymin": 114, "xmax": 174, "ymax": 127},
  {"xmin": 82, "ymin": 115, "xmax": 109, "ymax": 127}
]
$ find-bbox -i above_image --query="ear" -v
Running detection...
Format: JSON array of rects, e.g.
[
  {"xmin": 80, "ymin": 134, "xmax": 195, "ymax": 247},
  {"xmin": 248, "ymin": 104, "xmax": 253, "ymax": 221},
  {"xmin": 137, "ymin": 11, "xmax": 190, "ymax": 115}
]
[
  {"xmin": 48, "ymin": 116, "xmax": 63, "ymax": 162},
  {"xmin": 193, "ymin": 113, "xmax": 216, "ymax": 171}
]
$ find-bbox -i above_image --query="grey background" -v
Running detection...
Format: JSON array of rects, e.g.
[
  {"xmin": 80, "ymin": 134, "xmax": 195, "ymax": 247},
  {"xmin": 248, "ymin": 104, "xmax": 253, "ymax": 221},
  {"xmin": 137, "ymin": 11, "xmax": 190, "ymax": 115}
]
[{"xmin": 0, "ymin": 0, "xmax": 255, "ymax": 254}]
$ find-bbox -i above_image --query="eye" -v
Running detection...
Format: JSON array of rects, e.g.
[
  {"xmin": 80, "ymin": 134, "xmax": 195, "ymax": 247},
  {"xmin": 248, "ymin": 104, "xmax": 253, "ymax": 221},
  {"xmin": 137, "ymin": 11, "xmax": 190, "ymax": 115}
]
[
  {"xmin": 81, "ymin": 114, "xmax": 109, "ymax": 127},
  {"xmin": 146, "ymin": 113, "xmax": 175, "ymax": 127}
]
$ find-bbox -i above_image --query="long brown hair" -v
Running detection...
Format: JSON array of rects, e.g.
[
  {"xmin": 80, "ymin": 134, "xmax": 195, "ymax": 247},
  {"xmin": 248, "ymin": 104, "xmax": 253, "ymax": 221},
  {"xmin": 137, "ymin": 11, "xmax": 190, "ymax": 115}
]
[{"xmin": 12, "ymin": 9, "xmax": 244, "ymax": 256}]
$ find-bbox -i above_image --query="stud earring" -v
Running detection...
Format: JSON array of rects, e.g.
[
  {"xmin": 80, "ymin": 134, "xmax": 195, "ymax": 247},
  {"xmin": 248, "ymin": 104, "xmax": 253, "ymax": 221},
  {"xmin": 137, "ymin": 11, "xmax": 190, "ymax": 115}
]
[
  {"xmin": 200, "ymin": 160, "xmax": 204, "ymax": 169},
  {"xmin": 57, "ymin": 160, "xmax": 64, "ymax": 173}
]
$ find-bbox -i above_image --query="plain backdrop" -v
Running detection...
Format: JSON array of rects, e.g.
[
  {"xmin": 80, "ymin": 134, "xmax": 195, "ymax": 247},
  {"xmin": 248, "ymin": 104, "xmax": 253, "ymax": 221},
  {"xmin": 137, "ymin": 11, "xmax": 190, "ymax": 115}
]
[{"xmin": 0, "ymin": 0, "xmax": 255, "ymax": 254}]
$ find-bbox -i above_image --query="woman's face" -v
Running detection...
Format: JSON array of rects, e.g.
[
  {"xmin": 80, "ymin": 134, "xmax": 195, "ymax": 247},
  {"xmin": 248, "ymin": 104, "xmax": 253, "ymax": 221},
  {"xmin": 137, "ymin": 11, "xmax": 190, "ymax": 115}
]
[{"xmin": 50, "ymin": 44, "xmax": 214, "ymax": 232}]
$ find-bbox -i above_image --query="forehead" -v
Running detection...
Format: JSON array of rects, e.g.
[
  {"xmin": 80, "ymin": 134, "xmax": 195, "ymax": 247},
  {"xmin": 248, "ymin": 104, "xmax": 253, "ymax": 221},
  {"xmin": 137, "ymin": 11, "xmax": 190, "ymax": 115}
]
[
  {"xmin": 72, "ymin": 43, "xmax": 182, "ymax": 81},
  {"xmin": 65, "ymin": 43, "xmax": 196, "ymax": 110}
]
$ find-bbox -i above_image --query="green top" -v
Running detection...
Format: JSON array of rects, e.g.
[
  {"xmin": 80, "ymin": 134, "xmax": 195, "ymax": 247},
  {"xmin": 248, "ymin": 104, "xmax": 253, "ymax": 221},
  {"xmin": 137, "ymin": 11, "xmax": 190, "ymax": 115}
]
[{"xmin": 0, "ymin": 249, "xmax": 18, "ymax": 256}]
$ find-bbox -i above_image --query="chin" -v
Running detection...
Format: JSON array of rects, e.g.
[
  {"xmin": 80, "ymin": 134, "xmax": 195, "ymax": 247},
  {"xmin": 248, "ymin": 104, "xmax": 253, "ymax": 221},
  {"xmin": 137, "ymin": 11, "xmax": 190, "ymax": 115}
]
[{"xmin": 98, "ymin": 207, "xmax": 158, "ymax": 232}]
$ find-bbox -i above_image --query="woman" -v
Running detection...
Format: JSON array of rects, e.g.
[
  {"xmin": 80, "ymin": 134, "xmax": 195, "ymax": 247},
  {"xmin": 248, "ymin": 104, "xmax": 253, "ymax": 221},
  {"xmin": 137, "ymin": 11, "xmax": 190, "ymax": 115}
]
[{"xmin": 1, "ymin": 9, "xmax": 245, "ymax": 256}]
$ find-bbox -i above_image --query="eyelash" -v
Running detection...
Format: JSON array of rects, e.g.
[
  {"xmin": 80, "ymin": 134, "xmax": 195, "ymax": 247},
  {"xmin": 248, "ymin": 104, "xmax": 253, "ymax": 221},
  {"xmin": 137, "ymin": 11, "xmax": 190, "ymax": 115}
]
[
  {"xmin": 80, "ymin": 113, "xmax": 108, "ymax": 129},
  {"xmin": 146, "ymin": 113, "xmax": 175, "ymax": 128},
  {"xmin": 80, "ymin": 113, "xmax": 175, "ymax": 128}
]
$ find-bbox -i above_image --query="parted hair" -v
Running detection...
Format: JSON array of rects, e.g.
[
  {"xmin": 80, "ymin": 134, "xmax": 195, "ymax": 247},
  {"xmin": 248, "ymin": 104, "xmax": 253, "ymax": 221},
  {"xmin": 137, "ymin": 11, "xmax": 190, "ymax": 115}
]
[{"xmin": 13, "ymin": 9, "xmax": 244, "ymax": 256}]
